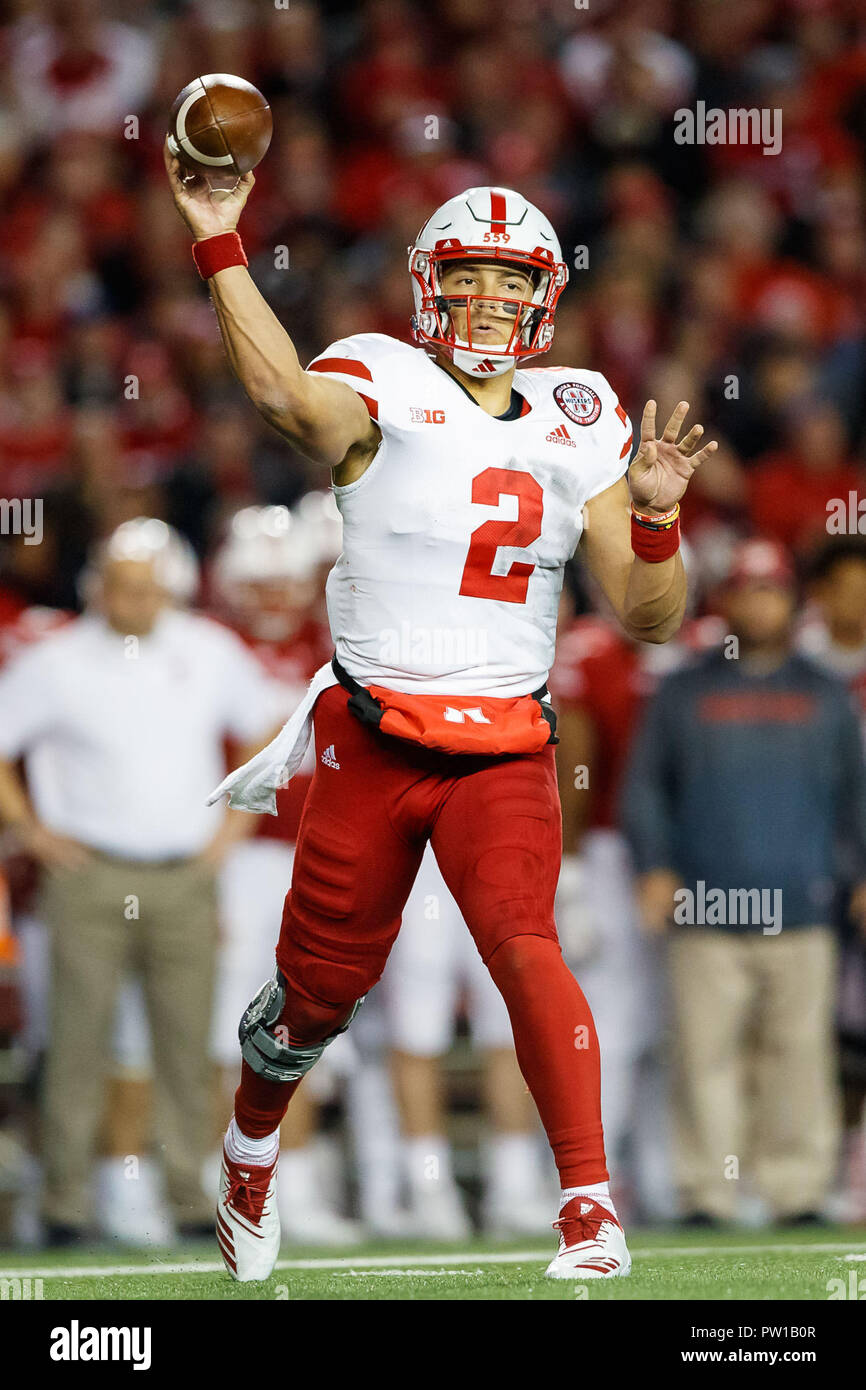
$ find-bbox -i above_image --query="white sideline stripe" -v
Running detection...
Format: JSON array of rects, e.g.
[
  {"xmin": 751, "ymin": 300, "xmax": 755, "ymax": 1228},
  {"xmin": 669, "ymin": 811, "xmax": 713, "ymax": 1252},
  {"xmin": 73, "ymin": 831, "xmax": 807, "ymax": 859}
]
[
  {"xmin": 1, "ymin": 1240, "xmax": 866, "ymax": 1281},
  {"xmin": 332, "ymin": 1269, "xmax": 486, "ymax": 1278}
]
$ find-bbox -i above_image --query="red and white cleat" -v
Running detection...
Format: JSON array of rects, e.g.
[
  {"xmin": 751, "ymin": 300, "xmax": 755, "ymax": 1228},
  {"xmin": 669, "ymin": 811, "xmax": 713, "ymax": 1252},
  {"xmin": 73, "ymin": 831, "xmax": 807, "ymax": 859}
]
[
  {"xmin": 216, "ymin": 1145, "xmax": 280, "ymax": 1282},
  {"xmin": 544, "ymin": 1196, "xmax": 632, "ymax": 1279}
]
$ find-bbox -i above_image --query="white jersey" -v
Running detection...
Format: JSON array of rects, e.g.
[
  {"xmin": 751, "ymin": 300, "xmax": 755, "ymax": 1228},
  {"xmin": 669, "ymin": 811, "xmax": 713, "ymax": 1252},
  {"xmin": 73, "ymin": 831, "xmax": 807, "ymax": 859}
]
[{"xmin": 309, "ymin": 333, "xmax": 632, "ymax": 697}]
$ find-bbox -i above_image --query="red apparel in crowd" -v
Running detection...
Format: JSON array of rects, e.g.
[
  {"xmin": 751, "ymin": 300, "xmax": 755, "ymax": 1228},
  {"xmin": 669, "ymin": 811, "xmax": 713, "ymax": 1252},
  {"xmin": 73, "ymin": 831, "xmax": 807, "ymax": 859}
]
[
  {"xmin": 748, "ymin": 451, "xmax": 866, "ymax": 553},
  {"xmin": 548, "ymin": 613, "xmax": 724, "ymax": 832}
]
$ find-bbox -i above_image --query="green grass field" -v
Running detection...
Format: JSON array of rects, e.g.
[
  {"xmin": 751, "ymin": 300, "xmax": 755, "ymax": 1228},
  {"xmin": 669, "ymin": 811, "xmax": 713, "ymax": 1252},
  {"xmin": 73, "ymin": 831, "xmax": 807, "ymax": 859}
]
[{"xmin": 2, "ymin": 1225, "xmax": 865, "ymax": 1301}]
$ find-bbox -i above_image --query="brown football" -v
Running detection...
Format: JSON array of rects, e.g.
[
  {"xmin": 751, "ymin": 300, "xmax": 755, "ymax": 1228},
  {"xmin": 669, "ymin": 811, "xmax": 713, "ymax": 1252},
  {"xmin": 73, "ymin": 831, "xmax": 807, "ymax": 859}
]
[{"xmin": 168, "ymin": 74, "xmax": 272, "ymax": 178}]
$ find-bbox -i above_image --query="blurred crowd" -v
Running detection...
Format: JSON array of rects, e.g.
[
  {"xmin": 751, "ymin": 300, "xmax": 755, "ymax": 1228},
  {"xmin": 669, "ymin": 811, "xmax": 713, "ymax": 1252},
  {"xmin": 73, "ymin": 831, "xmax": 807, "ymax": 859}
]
[
  {"xmin": 1, "ymin": 0, "xmax": 866, "ymax": 1244},
  {"xmin": 1, "ymin": 0, "xmax": 866, "ymax": 589}
]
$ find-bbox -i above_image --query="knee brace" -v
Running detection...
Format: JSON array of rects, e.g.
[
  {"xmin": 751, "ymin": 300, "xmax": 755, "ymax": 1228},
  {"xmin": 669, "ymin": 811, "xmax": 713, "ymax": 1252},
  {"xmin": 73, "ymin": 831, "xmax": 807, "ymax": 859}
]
[{"xmin": 238, "ymin": 969, "xmax": 364, "ymax": 1083}]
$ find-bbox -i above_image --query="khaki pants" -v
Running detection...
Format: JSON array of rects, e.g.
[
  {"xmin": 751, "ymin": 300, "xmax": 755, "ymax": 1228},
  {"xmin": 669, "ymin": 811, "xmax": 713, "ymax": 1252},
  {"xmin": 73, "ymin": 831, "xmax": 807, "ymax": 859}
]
[
  {"xmin": 669, "ymin": 926, "xmax": 840, "ymax": 1220},
  {"xmin": 39, "ymin": 855, "xmax": 218, "ymax": 1229}
]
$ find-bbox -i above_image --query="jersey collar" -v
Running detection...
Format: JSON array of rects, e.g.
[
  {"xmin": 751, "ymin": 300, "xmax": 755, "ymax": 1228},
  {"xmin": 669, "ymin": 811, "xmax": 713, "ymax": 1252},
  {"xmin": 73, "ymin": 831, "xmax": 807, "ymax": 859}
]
[{"xmin": 430, "ymin": 357, "xmax": 531, "ymax": 420}]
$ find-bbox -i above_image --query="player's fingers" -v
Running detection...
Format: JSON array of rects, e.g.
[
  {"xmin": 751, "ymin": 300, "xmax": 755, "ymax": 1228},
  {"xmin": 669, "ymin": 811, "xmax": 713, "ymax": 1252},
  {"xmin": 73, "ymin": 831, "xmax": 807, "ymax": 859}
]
[
  {"xmin": 640, "ymin": 399, "xmax": 657, "ymax": 444},
  {"xmin": 678, "ymin": 424, "xmax": 703, "ymax": 455},
  {"xmin": 162, "ymin": 136, "xmax": 182, "ymax": 181},
  {"xmin": 689, "ymin": 440, "xmax": 718, "ymax": 468},
  {"xmin": 632, "ymin": 436, "xmax": 657, "ymax": 468},
  {"xmin": 233, "ymin": 172, "xmax": 255, "ymax": 205},
  {"xmin": 162, "ymin": 140, "xmax": 191, "ymax": 202},
  {"xmin": 662, "ymin": 400, "xmax": 689, "ymax": 444}
]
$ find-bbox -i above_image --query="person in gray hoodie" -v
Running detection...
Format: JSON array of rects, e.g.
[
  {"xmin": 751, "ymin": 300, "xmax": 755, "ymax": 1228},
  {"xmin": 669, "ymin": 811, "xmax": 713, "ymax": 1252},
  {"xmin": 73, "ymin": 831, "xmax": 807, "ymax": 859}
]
[{"xmin": 622, "ymin": 538, "xmax": 866, "ymax": 1225}]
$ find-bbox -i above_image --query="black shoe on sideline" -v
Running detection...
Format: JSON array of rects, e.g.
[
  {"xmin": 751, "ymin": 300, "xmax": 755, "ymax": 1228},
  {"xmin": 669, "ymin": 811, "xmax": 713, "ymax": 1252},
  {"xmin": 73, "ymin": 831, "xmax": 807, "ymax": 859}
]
[
  {"xmin": 680, "ymin": 1211, "xmax": 723, "ymax": 1229},
  {"xmin": 176, "ymin": 1222, "xmax": 214, "ymax": 1241},
  {"xmin": 778, "ymin": 1211, "xmax": 825, "ymax": 1227},
  {"xmin": 44, "ymin": 1223, "xmax": 86, "ymax": 1248}
]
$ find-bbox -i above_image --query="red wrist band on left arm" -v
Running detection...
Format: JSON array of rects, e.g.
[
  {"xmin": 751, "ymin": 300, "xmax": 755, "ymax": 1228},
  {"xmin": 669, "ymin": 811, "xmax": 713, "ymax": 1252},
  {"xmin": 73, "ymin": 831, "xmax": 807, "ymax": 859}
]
[
  {"xmin": 192, "ymin": 232, "xmax": 248, "ymax": 280},
  {"xmin": 630, "ymin": 511, "xmax": 681, "ymax": 562}
]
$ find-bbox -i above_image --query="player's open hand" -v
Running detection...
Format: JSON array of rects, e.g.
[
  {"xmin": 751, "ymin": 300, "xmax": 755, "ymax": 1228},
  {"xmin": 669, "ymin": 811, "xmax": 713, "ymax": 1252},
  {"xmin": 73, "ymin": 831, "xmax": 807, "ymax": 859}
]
[
  {"xmin": 628, "ymin": 401, "xmax": 718, "ymax": 513},
  {"xmin": 163, "ymin": 138, "xmax": 254, "ymax": 242}
]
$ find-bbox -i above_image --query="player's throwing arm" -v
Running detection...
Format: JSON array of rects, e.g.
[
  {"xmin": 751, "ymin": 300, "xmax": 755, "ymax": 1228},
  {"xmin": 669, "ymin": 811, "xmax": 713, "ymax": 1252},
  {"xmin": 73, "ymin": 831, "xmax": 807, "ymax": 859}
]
[{"xmin": 163, "ymin": 140, "xmax": 379, "ymax": 482}]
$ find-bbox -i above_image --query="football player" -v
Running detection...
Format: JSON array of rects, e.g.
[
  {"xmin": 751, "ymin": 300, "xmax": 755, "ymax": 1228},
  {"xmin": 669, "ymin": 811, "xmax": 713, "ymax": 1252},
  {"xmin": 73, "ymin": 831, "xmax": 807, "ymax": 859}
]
[{"xmin": 165, "ymin": 145, "xmax": 717, "ymax": 1281}]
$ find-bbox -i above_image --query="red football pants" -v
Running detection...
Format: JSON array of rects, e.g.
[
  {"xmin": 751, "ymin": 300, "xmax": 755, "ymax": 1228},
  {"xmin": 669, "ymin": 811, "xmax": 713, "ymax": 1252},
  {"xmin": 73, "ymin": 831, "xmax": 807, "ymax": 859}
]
[{"xmin": 236, "ymin": 685, "xmax": 608, "ymax": 1187}]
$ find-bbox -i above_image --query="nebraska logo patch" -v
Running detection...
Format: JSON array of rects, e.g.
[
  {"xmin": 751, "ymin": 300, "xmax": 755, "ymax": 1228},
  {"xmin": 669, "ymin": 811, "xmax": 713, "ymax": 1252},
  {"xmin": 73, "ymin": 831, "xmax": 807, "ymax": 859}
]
[{"xmin": 553, "ymin": 382, "xmax": 602, "ymax": 426}]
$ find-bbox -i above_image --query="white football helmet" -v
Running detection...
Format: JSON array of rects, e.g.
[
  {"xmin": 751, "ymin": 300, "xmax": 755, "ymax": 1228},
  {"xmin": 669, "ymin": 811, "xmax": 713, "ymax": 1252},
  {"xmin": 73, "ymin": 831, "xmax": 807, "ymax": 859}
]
[
  {"xmin": 85, "ymin": 517, "xmax": 200, "ymax": 605},
  {"xmin": 212, "ymin": 505, "xmax": 321, "ymax": 640},
  {"xmin": 409, "ymin": 186, "xmax": 568, "ymax": 378}
]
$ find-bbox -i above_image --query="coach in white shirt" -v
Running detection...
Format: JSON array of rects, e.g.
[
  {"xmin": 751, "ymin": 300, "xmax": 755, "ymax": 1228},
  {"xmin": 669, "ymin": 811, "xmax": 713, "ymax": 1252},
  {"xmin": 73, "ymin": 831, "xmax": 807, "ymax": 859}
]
[{"xmin": 0, "ymin": 520, "xmax": 279, "ymax": 1242}]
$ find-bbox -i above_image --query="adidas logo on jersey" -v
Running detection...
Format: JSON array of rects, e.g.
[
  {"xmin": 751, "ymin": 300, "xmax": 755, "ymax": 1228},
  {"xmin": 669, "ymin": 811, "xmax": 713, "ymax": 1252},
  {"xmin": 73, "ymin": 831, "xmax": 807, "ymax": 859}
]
[
  {"xmin": 546, "ymin": 424, "xmax": 575, "ymax": 447},
  {"xmin": 321, "ymin": 744, "xmax": 341, "ymax": 769}
]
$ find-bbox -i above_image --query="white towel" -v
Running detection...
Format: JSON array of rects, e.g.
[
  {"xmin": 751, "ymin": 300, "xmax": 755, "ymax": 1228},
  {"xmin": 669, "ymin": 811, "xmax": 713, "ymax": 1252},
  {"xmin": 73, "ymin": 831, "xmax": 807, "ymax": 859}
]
[{"xmin": 207, "ymin": 661, "xmax": 339, "ymax": 814}]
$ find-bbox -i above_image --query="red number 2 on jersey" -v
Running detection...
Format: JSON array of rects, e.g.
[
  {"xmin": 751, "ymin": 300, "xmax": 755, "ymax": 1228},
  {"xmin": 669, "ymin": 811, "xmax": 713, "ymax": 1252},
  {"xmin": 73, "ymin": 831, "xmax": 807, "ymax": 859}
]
[{"xmin": 458, "ymin": 468, "xmax": 543, "ymax": 604}]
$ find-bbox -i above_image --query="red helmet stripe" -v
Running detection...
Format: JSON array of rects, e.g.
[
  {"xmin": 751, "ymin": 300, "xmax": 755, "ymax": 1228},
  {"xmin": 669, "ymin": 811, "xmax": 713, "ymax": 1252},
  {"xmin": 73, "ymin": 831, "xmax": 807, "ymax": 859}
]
[{"xmin": 489, "ymin": 191, "xmax": 507, "ymax": 234}]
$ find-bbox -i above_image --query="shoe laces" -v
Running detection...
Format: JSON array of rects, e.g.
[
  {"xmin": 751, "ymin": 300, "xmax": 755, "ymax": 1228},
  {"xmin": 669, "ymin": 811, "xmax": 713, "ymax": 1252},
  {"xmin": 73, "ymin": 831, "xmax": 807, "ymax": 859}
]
[
  {"xmin": 553, "ymin": 1200, "xmax": 607, "ymax": 1246},
  {"xmin": 225, "ymin": 1164, "xmax": 273, "ymax": 1224}
]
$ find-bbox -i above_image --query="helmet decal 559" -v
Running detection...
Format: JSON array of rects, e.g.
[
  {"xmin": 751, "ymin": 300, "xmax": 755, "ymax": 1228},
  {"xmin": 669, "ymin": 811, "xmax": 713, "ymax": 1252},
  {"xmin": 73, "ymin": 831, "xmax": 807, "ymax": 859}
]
[{"xmin": 408, "ymin": 187, "xmax": 568, "ymax": 379}]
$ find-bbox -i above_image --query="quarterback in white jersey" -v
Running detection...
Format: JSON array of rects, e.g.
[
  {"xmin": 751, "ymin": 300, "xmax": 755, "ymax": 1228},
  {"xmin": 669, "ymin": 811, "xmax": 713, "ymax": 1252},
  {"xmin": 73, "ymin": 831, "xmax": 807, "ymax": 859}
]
[
  {"xmin": 309, "ymin": 333, "xmax": 632, "ymax": 695},
  {"xmin": 166, "ymin": 145, "xmax": 716, "ymax": 1284}
]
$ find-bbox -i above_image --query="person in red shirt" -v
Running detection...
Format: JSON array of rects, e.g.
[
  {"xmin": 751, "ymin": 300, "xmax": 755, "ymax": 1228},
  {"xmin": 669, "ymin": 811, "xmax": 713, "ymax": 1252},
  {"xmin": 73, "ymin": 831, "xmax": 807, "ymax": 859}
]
[{"xmin": 748, "ymin": 401, "xmax": 865, "ymax": 555}]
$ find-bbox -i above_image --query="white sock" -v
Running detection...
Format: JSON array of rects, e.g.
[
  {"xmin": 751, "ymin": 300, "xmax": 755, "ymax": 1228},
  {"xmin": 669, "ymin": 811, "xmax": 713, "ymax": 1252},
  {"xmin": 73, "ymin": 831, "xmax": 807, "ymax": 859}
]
[
  {"xmin": 487, "ymin": 1132, "xmax": 541, "ymax": 1202},
  {"xmin": 404, "ymin": 1135, "xmax": 456, "ymax": 1195},
  {"xmin": 559, "ymin": 1181, "xmax": 617, "ymax": 1222},
  {"xmin": 225, "ymin": 1116, "xmax": 279, "ymax": 1167},
  {"xmin": 348, "ymin": 1062, "xmax": 404, "ymax": 1223},
  {"xmin": 277, "ymin": 1145, "xmax": 318, "ymax": 1206}
]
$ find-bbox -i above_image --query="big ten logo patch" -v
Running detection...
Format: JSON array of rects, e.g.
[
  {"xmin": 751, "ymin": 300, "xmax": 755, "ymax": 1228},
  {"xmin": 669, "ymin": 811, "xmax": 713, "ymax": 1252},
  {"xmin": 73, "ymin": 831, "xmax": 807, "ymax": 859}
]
[{"xmin": 410, "ymin": 407, "xmax": 446, "ymax": 424}]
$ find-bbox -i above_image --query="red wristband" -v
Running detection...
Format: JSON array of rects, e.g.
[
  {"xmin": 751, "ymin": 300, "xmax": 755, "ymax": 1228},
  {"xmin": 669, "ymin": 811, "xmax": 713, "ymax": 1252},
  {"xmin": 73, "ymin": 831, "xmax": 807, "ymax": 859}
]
[
  {"xmin": 631, "ymin": 512, "xmax": 681, "ymax": 562},
  {"xmin": 192, "ymin": 232, "xmax": 247, "ymax": 280}
]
